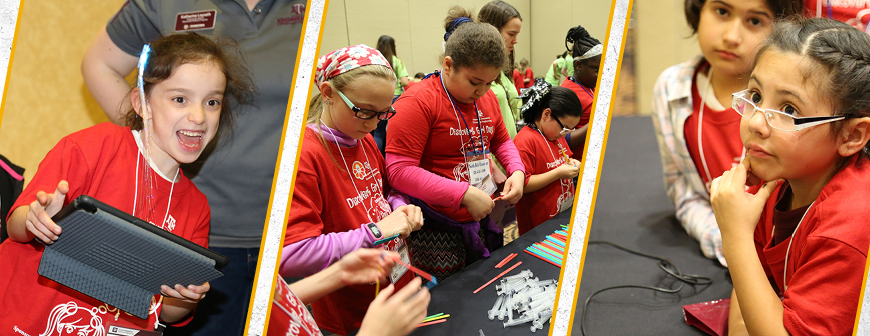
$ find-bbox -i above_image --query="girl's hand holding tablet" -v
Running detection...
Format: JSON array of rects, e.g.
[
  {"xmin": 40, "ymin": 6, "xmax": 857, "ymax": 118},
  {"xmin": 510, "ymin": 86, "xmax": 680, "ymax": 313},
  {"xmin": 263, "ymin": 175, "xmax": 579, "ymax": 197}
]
[
  {"xmin": 18, "ymin": 180, "xmax": 69, "ymax": 244},
  {"xmin": 161, "ymin": 282, "xmax": 210, "ymax": 304},
  {"xmin": 462, "ymin": 186, "xmax": 495, "ymax": 221},
  {"xmin": 499, "ymin": 170, "xmax": 526, "ymax": 204}
]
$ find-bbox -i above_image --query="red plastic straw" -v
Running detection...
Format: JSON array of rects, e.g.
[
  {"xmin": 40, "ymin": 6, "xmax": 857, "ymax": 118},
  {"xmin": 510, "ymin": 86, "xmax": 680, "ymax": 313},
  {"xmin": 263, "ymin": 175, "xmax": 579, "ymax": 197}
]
[
  {"xmin": 473, "ymin": 261, "xmax": 523, "ymax": 294},
  {"xmin": 495, "ymin": 253, "xmax": 517, "ymax": 268},
  {"xmin": 387, "ymin": 253, "xmax": 435, "ymax": 282},
  {"xmin": 542, "ymin": 240, "xmax": 565, "ymax": 252},
  {"xmin": 524, "ymin": 249, "xmax": 561, "ymax": 267},
  {"xmin": 417, "ymin": 319, "xmax": 447, "ymax": 327}
]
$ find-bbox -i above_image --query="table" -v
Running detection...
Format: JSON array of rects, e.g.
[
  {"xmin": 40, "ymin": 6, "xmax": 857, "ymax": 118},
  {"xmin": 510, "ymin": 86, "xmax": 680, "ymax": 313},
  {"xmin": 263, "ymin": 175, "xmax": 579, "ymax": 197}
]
[
  {"xmin": 571, "ymin": 116, "xmax": 732, "ymax": 335},
  {"xmin": 410, "ymin": 116, "xmax": 732, "ymax": 336},
  {"xmin": 410, "ymin": 209, "xmax": 571, "ymax": 335}
]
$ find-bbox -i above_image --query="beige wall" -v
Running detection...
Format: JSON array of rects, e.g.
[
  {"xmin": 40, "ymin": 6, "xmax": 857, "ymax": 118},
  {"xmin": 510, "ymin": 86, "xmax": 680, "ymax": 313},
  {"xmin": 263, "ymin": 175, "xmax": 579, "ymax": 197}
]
[
  {"xmin": 319, "ymin": 0, "xmax": 612, "ymax": 82},
  {"xmin": 0, "ymin": 1, "xmax": 123, "ymax": 185},
  {"xmin": 634, "ymin": 1, "xmax": 700, "ymax": 115},
  {"xmin": 529, "ymin": 0, "xmax": 611, "ymax": 81}
]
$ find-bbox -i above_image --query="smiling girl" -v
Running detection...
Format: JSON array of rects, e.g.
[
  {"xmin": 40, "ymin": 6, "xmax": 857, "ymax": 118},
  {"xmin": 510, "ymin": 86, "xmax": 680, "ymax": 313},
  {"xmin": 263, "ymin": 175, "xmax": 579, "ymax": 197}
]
[
  {"xmin": 711, "ymin": 17, "xmax": 870, "ymax": 335},
  {"xmin": 280, "ymin": 45, "xmax": 425, "ymax": 336},
  {"xmin": 651, "ymin": 0, "xmax": 803, "ymax": 266},
  {"xmin": 385, "ymin": 8, "xmax": 526, "ymax": 281},
  {"xmin": 0, "ymin": 33, "xmax": 252, "ymax": 334}
]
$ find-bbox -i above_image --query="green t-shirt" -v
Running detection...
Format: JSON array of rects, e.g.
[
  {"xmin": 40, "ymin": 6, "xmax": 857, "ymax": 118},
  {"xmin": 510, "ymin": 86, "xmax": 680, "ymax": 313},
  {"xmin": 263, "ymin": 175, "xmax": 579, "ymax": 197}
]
[
  {"xmin": 491, "ymin": 72, "xmax": 519, "ymax": 139},
  {"xmin": 392, "ymin": 56, "xmax": 408, "ymax": 96}
]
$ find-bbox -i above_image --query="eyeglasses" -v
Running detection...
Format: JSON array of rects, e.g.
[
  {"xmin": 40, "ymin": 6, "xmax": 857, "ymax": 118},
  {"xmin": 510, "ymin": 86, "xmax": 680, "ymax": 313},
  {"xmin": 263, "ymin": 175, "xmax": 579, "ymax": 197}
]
[
  {"xmin": 553, "ymin": 115, "xmax": 577, "ymax": 136},
  {"xmin": 731, "ymin": 89, "xmax": 848, "ymax": 132},
  {"xmin": 583, "ymin": 61, "xmax": 599, "ymax": 73},
  {"xmin": 335, "ymin": 89, "xmax": 397, "ymax": 120}
]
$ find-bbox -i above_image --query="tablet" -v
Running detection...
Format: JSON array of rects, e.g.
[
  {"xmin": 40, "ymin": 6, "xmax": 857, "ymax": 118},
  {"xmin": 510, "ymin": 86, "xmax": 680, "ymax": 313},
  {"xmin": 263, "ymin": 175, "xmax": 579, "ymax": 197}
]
[{"xmin": 38, "ymin": 195, "xmax": 227, "ymax": 319}]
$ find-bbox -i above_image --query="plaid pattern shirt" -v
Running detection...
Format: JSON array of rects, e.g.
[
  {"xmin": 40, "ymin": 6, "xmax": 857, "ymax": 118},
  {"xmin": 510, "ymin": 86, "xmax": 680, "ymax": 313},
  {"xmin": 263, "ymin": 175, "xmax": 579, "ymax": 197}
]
[{"xmin": 651, "ymin": 56, "xmax": 726, "ymax": 266}]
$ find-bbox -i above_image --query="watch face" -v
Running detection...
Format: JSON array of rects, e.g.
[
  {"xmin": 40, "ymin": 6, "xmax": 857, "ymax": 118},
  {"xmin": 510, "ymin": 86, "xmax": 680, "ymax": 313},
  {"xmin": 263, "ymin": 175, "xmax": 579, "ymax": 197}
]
[{"xmin": 369, "ymin": 223, "xmax": 382, "ymax": 237}]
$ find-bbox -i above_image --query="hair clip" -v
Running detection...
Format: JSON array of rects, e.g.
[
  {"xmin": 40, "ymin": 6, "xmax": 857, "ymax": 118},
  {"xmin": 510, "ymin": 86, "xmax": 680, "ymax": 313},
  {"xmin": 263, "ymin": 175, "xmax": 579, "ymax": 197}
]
[{"xmin": 518, "ymin": 78, "xmax": 552, "ymax": 116}]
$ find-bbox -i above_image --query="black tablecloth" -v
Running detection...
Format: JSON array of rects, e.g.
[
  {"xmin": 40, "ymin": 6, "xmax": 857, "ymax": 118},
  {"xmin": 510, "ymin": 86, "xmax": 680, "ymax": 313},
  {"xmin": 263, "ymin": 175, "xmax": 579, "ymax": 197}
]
[
  {"xmin": 410, "ymin": 116, "xmax": 732, "ymax": 336},
  {"xmin": 410, "ymin": 210, "xmax": 570, "ymax": 336},
  {"xmin": 571, "ymin": 116, "xmax": 732, "ymax": 335}
]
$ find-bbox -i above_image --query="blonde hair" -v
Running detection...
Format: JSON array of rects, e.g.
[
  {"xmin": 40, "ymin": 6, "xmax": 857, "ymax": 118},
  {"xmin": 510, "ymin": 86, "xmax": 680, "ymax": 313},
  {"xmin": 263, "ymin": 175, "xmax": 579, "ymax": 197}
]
[{"xmin": 308, "ymin": 64, "xmax": 396, "ymax": 169}]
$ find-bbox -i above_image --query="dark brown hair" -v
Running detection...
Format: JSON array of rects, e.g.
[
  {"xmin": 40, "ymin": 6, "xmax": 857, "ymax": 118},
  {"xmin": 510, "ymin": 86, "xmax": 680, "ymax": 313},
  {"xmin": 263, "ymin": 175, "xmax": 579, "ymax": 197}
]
[
  {"xmin": 478, "ymin": 0, "xmax": 522, "ymax": 76},
  {"xmin": 125, "ymin": 33, "xmax": 254, "ymax": 138},
  {"xmin": 522, "ymin": 86, "xmax": 583, "ymax": 125},
  {"xmin": 376, "ymin": 35, "xmax": 397, "ymax": 70},
  {"xmin": 756, "ymin": 16, "xmax": 870, "ymax": 159},
  {"xmin": 684, "ymin": 0, "xmax": 803, "ymax": 34},
  {"xmin": 444, "ymin": 6, "xmax": 507, "ymax": 72}
]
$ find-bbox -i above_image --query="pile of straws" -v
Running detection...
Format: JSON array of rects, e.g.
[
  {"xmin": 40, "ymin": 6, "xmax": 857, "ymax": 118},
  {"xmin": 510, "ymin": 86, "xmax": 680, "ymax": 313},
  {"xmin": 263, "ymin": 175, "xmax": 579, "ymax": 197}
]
[
  {"xmin": 418, "ymin": 312, "xmax": 449, "ymax": 327},
  {"xmin": 524, "ymin": 225, "xmax": 568, "ymax": 267},
  {"xmin": 486, "ymin": 269, "xmax": 557, "ymax": 332}
]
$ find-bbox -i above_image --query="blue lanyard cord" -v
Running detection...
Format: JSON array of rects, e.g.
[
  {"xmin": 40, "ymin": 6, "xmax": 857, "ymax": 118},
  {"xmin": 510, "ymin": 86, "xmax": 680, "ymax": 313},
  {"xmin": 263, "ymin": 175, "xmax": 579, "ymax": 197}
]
[
  {"xmin": 571, "ymin": 76, "xmax": 594, "ymax": 99},
  {"xmin": 439, "ymin": 72, "xmax": 486, "ymax": 154}
]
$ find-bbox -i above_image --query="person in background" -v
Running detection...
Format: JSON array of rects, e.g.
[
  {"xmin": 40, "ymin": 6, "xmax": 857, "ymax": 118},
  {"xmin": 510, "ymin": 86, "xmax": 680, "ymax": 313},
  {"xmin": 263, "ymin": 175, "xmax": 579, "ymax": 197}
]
[
  {"xmin": 405, "ymin": 72, "xmax": 425, "ymax": 90},
  {"xmin": 373, "ymin": 35, "xmax": 410, "ymax": 156},
  {"xmin": 561, "ymin": 24, "xmax": 602, "ymax": 161}
]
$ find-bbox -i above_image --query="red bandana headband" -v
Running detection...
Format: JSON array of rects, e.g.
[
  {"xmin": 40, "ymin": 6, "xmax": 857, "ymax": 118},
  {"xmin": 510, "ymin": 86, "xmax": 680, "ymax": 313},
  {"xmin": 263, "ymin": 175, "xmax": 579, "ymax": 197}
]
[{"xmin": 314, "ymin": 44, "xmax": 392, "ymax": 90}]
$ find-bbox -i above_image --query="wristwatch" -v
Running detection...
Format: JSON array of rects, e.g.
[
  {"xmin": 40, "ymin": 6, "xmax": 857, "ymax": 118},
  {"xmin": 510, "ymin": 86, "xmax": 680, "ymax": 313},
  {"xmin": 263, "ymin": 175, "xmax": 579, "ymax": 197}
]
[{"xmin": 366, "ymin": 222, "xmax": 383, "ymax": 239}]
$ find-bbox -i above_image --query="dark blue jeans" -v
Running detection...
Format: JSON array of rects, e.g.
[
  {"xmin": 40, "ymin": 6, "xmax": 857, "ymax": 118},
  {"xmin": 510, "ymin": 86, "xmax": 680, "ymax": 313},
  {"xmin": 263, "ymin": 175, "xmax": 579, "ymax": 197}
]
[{"xmin": 165, "ymin": 247, "xmax": 259, "ymax": 336}]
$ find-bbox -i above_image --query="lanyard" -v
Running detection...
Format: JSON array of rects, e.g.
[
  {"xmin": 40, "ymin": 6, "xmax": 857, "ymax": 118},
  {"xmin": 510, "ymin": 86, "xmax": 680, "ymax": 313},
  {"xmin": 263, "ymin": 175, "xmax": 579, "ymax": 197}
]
[
  {"xmin": 439, "ymin": 71, "xmax": 486, "ymax": 155},
  {"xmin": 530, "ymin": 123, "xmax": 564, "ymax": 165},
  {"xmin": 321, "ymin": 121, "xmax": 384, "ymax": 222},
  {"xmin": 774, "ymin": 201, "xmax": 814, "ymax": 291},
  {"xmin": 572, "ymin": 76, "xmax": 594, "ymax": 99}
]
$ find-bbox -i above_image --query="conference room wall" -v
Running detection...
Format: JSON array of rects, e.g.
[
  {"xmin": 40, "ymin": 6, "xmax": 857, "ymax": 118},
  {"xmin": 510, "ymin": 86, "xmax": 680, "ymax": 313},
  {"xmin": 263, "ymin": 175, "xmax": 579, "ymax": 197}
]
[
  {"xmin": 318, "ymin": 0, "xmax": 611, "ymax": 83},
  {"xmin": 0, "ymin": 0, "xmax": 123, "ymax": 184}
]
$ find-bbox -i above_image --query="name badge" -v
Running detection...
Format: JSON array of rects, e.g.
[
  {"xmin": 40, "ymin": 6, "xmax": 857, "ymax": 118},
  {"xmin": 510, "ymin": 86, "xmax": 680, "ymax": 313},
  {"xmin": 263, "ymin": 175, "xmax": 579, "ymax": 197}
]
[
  {"xmin": 558, "ymin": 190, "xmax": 574, "ymax": 214},
  {"xmin": 108, "ymin": 325, "xmax": 163, "ymax": 336},
  {"xmin": 468, "ymin": 159, "xmax": 497, "ymax": 196},
  {"xmin": 383, "ymin": 238, "xmax": 410, "ymax": 283},
  {"xmin": 175, "ymin": 10, "xmax": 216, "ymax": 31}
]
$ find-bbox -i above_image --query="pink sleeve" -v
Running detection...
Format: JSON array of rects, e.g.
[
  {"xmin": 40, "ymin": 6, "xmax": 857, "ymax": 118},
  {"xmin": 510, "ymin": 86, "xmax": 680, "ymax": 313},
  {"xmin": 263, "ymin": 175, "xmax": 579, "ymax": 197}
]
[
  {"xmin": 279, "ymin": 224, "xmax": 375, "ymax": 278},
  {"xmin": 492, "ymin": 138, "xmax": 525, "ymax": 176},
  {"xmin": 386, "ymin": 152, "xmax": 469, "ymax": 210}
]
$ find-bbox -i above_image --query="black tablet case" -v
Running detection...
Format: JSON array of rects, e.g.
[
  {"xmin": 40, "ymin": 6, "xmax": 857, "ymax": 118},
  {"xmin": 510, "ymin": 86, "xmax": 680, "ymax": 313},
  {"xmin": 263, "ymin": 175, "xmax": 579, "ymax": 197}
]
[{"xmin": 38, "ymin": 195, "xmax": 227, "ymax": 319}]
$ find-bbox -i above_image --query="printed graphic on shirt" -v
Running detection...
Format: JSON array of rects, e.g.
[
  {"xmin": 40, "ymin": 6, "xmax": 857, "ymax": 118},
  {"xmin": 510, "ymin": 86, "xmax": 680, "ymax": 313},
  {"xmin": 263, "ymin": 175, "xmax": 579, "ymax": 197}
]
[
  {"xmin": 272, "ymin": 279, "xmax": 321, "ymax": 336},
  {"xmin": 344, "ymin": 163, "xmax": 391, "ymax": 222},
  {"xmin": 16, "ymin": 298, "xmax": 162, "ymax": 336},
  {"xmin": 278, "ymin": 4, "xmax": 306, "ymax": 25}
]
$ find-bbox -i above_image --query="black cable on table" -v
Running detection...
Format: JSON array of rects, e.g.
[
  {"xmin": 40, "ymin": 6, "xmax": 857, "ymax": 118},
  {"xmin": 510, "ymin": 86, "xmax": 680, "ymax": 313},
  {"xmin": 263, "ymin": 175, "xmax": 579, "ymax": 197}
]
[{"xmin": 580, "ymin": 240, "xmax": 713, "ymax": 336}]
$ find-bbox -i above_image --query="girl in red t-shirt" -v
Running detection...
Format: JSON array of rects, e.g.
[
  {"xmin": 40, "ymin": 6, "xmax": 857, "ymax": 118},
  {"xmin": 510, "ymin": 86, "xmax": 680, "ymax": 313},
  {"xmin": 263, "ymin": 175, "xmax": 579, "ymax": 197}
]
[
  {"xmin": 386, "ymin": 7, "xmax": 526, "ymax": 281},
  {"xmin": 280, "ymin": 45, "xmax": 427, "ymax": 335},
  {"xmin": 711, "ymin": 17, "xmax": 870, "ymax": 336},
  {"xmin": 514, "ymin": 83, "xmax": 584, "ymax": 235},
  {"xmin": 561, "ymin": 24, "xmax": 601, "ymax": 160},
  {"xmin": 1, "ymin": 33, "xmax": 252, "ymax": 333},
  {"xmin": 651, "ymin": 0, "xmax": 803, "ymax": 266}
]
